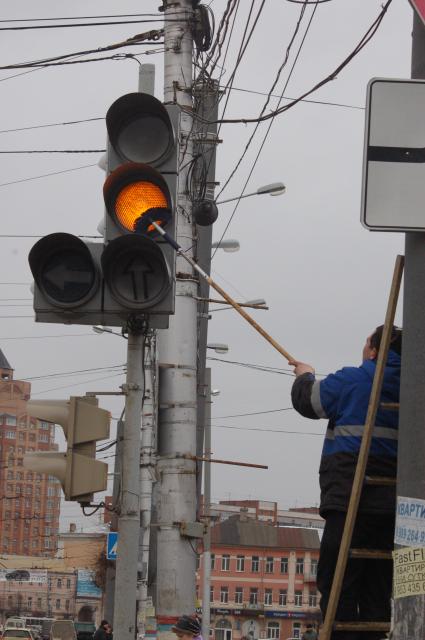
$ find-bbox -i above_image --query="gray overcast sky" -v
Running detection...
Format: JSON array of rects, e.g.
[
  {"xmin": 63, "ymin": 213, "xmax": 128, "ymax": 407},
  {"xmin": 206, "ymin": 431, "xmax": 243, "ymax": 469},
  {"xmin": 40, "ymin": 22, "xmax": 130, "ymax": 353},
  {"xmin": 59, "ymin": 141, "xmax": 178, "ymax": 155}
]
[{"xmin": 0, "ymin": 0, "xmax": 413, "ymax": 529}]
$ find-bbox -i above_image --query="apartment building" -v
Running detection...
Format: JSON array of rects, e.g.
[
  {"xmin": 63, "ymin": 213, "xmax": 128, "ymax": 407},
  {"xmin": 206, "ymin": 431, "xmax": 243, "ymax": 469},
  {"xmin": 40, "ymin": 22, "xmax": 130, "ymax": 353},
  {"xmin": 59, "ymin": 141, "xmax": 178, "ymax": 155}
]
[
  {"xmin": 197, "ymin": 516, "xmax": 321, "ymax": 640},
  {"xmin": 0, "ymin": 349, "xmax": 61, "ymax": 556}
]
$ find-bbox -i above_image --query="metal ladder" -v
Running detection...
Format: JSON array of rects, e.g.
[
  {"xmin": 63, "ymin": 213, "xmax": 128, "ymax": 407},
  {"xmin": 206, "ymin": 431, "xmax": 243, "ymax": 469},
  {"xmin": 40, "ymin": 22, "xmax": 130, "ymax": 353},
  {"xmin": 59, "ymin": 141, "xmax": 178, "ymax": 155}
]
[{"xmin": 319, "ymin": 254, "xmax": 404, "ymax": 639}]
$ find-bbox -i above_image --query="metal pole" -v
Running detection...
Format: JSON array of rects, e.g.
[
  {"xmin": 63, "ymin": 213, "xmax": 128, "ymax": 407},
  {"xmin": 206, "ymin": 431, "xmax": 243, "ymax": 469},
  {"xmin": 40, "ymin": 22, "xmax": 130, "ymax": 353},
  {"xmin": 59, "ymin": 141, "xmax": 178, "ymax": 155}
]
[
  {"xmin": 104, "ymin": 417, "xmax": 124, "ymax": 623},
  {"xmin": 156, "ymin": 0, "xmax": 197, "ymax": 625},
  {"xmin": 201, "ymin": 369, "xmax": 212, "ymax": 640},
  {"xmin": 135, "ymin": 64, "xmax": 156, "ymax": 640},
  {"xmin": 392, "ymin": 10, "xmax": 425, "ymax": 639},
  {"xmin": 113, "ymin": 331, "xmax": 144, "ymax": 640},
  {"xmin": 194, "ymin": 78, "xmax": 220, "ymax": 511}
]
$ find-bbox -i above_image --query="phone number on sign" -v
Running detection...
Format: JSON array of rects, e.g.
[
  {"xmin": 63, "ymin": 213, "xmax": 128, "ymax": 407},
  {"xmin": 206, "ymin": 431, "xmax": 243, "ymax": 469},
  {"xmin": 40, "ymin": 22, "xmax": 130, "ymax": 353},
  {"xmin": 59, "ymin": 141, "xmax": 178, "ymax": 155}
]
[{"xmin": 396, "ymin": 526, "xmax": 425, "ymax": 545}]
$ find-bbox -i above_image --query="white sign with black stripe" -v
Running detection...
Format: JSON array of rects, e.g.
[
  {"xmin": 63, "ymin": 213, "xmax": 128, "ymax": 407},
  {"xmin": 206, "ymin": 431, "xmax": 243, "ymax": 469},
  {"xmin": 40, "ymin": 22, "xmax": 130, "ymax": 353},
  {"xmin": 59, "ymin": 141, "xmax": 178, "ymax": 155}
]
[{"xmin": 361, "ymin": 77, "xmax": 425, "ymax": 232}]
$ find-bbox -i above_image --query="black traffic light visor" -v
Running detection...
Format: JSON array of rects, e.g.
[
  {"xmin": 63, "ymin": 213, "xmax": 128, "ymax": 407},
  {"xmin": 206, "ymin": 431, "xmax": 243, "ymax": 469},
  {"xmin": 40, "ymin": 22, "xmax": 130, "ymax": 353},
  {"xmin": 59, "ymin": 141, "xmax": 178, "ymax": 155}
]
[
  {"xmin": 102, "ymin": 235, "xmax": 171, "ymax": 310},
  {"xmin": 28, "ymin": 233, "xmax": 99, "ymax": 307},
  {"xmin": 103, "ymin": 162, "xmax": 172, "ymax": 236},
  {"xmin": 106, "ymin": 92, "xmax": 175, "ymax": 166}
]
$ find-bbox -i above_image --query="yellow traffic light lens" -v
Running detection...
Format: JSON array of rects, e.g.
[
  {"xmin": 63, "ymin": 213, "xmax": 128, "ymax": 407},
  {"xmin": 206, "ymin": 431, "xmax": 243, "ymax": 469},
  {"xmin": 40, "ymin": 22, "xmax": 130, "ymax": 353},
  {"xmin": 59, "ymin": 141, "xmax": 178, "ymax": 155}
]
[{"xmin": 115, "ymin": 181, "xmax": 168, "ymax": 232}]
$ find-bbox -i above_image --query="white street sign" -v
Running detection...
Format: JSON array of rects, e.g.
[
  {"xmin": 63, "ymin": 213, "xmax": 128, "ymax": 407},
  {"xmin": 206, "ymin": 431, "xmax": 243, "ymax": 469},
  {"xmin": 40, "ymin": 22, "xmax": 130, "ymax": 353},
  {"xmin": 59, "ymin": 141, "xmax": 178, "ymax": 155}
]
[{"xmin": 361, "ymin": 78, "xmax": 425, "ymax": 232}]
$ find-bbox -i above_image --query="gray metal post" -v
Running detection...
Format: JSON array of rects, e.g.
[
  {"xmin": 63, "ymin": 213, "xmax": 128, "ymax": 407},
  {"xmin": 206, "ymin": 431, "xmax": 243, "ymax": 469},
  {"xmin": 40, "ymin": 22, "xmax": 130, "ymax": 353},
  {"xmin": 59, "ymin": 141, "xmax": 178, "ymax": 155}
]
[
  {"xmin": 156, "ymin": 0, "xmax": 197, "ymax": 624},
  {"xmin": 104, "ymin": 417, "xmax": 124, "ymax": 623},
  {"xmin": 113, "ymin": 331, "xmax": 144, "ymax": 640},
  {"xmin": 392, "ymin": 11, "xmax": 425, "ymax": 639},
  {"xmin": 194, "ymin": 80, "xmax": 220, "ymax": 509},
  {"xmin": 201, "ymin": 369, "xmax": 212, "ymax": 640}
]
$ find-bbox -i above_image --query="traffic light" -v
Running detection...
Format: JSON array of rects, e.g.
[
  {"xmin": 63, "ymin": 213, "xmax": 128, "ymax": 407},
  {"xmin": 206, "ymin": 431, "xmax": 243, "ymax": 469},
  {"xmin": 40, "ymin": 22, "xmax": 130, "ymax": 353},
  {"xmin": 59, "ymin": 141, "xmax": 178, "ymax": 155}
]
[
  {"xmin": 23, "ymin": 396, "xmax": 110, "ymax": 505},
  {"xmin": 28, "ymin": 92, "xmax": 180, "ymax": 329}
]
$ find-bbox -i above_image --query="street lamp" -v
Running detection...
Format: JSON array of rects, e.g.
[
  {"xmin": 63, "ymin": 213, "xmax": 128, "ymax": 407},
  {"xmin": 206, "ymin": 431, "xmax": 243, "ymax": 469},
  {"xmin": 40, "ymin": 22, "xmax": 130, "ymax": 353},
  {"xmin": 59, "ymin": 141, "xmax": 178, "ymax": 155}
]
[
  {"xmin": 207, "ymin": 343, "xmax": 229, "ymax": 354},
  {"xmin": 211, "ymin": 239, "xmax": 240, "ymax": 253},
  {"xmin": 215, "ymin": 181, "xmax": 286, "ymax": 206},
  {"xmin": 92, "ymin": 325, "xmax": 123, "ymax": 337}
]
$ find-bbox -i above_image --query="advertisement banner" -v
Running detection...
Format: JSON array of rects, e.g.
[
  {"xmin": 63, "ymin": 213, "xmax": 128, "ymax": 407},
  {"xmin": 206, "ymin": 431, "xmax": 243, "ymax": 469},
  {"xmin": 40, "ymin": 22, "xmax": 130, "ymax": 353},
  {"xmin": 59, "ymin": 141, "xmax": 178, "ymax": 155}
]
[
  {"xmin": 76, "ymin": 569, "xmax": 102, "ymax": 598},
  {"xmin": 0, "ymin": 569, "xmax": 47, "ymax": 584}
]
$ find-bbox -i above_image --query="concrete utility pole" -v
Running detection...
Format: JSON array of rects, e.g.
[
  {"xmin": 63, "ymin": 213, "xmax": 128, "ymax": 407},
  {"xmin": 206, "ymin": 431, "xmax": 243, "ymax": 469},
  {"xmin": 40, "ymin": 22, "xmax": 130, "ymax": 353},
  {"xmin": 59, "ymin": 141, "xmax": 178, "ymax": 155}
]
[
  {"xmin": 392, "ymin": 11, "xmax": 425, "ymax": 639},
  {"xmin": 156, "ymin": 0, "xmax": 198, "ymax": 626},
  {"xmin": 113, "ymin": 331, "xmax": 144, "ymax": 640}
]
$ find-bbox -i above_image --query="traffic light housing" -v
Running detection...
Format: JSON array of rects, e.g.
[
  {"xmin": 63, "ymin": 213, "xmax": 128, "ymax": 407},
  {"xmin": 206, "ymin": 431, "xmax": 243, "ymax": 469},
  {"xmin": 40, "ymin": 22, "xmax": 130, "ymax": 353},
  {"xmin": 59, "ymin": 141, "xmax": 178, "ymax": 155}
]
[
  {"xmin": 23, "ymin": 396, "xmax": 110, "ymax": 505},
  {"xmin": 28, "ymin": 92, "xmax": 180, "ymax": 329}
]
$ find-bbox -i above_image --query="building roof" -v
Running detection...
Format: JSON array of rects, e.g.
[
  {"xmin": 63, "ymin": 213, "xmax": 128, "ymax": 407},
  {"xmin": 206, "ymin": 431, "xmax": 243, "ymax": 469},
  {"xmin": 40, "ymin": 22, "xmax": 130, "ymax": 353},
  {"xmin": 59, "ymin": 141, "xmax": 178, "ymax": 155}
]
[
  {"xmin": 211, "ymin": 516, "xmax": 320, "ymax": 550},
  {"xmin": 0, "ymin": 348, "xmax": 12, "ymax": 371}
]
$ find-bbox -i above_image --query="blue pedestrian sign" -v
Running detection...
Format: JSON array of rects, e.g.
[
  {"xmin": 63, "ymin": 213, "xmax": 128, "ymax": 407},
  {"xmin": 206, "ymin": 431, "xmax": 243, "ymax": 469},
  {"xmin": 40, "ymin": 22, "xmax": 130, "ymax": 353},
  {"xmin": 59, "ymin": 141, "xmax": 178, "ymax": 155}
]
[{"xmin": 107, "ymin": 532, "xmax": 118, "ymax": 560}]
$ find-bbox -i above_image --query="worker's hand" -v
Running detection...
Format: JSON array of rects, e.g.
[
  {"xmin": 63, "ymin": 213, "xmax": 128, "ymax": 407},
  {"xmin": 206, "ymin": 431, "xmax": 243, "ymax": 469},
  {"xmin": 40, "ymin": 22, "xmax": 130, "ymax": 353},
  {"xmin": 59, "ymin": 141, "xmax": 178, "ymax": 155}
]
[{"xmin": 288, "ymin": 360, "xmax": 315, "ymax": 377}]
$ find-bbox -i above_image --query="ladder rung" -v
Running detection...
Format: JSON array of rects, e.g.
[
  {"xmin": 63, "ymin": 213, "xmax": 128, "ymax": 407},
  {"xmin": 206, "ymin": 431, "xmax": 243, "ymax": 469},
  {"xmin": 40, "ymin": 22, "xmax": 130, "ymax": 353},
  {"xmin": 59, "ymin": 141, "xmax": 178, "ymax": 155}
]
[
  {"xmin": 349, "ymin": 548, "xmax": 392, "ymax": 560},
  {"xmin": 364, "ymin": 475, "xmax": 396, "ymax": 486},
  {"xmin": 380, "ymin": 401, "xmax": 399, "ymax": 410},
  {"xmin": 334, "ymin": 621, "xmax": 390, "ymax": 632}
]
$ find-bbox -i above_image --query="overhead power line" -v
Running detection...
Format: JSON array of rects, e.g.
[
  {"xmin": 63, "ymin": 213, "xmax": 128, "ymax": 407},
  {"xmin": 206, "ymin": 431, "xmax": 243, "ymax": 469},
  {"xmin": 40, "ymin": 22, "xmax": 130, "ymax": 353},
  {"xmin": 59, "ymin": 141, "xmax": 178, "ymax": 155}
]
[
  {"xmin": 194, "ymin": 0, "xmax": 393, "ymax": 127},
  {"xmin": 0, "ymin": 29, "xmax": 164, "ymax": 71},
  {"xmin": 0, "ymin": 19, "xmax": 169, "ymax": 32},
  {"xmin": 0, "ymin": 13, "xmax": 168, "ymax": 23}
]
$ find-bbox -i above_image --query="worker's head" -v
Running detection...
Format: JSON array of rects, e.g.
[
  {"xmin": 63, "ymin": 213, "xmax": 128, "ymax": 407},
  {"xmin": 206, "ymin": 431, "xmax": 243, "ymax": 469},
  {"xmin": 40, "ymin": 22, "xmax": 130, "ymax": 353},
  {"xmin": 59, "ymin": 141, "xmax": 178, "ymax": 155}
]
[
  {"xmin": 363, "ymin": 325, "xmax": 402, "ymax": 361},
  {"xmin": 172, "ymin": 615, "xmax": 201, "ymax": 640}
]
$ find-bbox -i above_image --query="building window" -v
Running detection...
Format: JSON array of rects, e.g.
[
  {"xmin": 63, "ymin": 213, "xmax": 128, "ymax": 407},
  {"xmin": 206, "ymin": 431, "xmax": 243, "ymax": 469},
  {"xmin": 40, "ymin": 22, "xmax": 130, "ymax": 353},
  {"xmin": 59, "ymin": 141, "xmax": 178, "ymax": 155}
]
[
  {"xmin": 210, "ymin": 586, "xmax": 214, "ymax": 603},
  {"xmin": 310, "ymin": 559, "xmax": 318, "ymax": 576},
  {"xmin": 6, "ymin": 416, "xmax": 17, "ymax": 426},
  {"xmin": 211, "ymin": 554, "xmax": 215, "ymax": 570},
  {"xmin": 264, "ymin": 589, "xmax": 273, "ymax": 606},
  {"xmin": 18, "ymin": 432, "xmax": 25, "ymax": 441},
  {"xmin": 57, "ymin": 578, "xmax": 62, "ymax": 588},
  {"xmin": 44, "ymin": 539, "xmax": 51, "ymax": 549},
  {"xmin": 249, "ymin": 588, "xmax": 258, "ymax": 605},
  {"xmin": 221, "ymin": 554, "xmax": 230, "ymax": 571},
  {"xmin": 236, "ymin": 555, "xmax": 245, "ymax": 572},
  {"xmin": 267, "ymin": 622, "xmax": 280, "ymax": 639},
  {"xmin": 37, "ymin": 598, "xmax": 42, "ymax": 609},
  {"xmin": 295, "ymin": 557, "xmax": 304, "ymax": 574},
  {"xmin": 65, "ymin": 600, "xmax": 70, "ymax": 611},
  {"xmin": 280, "ymin": 557, "xmax": 288, "ymax": 574},
  {"xmin": 5, "ymin": 431, "xmax": 16, "ymax": 439},
  {"xmin": 294, "ymin": 591, "xmax": 303, "ymax": 607},
  {"xmin": 220, "ymin": 586, "xmax": 228, "ymax": 604},
  {"xmin": 40, "ymin": 421, "xmax": 50, "ymax": 430},
  {"xmin": 251, "ymin": 556, "xmax": 259, "ymax": 573},
  {"xmin": 279, "ymin": 590, "xmax": 287, "ymax": 606},
  {"xmin": 235, "ymin": 587, "xmax": 243, "ymax": 604},
  {"xmin": 38, "ymin": 433, "xmax": 49, "ymax": 443},
  {"xmin": 55, "ymin": 599, "xmax": 61, "ymax": 610},
  {"xmin": 292, "ymin": 623, "xmax": 301, "ymax": 639},
  {"xmin": 66, "ymin": 579, "xmax": 71, "ymax": 589},
  {"xmin": 32, "ymin": 540, "xmax": 38, "ymax": 548},
  {"xmin": 309, "ymin": 590, "xmax": 317, "ymax": 607},
  {"xmin": 27, "ymin": 597, "xmax": 32, "ymax": 609},
  {"xmin": 265, "ymin": 557, "xmax": 274, "ymax": 573}
]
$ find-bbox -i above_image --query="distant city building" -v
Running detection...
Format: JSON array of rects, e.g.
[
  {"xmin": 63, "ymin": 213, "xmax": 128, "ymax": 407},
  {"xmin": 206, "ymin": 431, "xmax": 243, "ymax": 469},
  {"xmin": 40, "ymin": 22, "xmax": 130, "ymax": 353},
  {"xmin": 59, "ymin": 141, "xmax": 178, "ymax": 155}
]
[
  {"xmin": 197, "ymin": 515, "xmax": 321, "ymax": 640},
  {"xmin": 0, "ymin": 527, "xmax": 106, "ymax": 624},
  {"xmin": 0, "ymin": 349, "xmax": 61, "ymax": 557},
  {"xmin": 210, "ymin": 500, "xmax": 324, "ymax": 531}
]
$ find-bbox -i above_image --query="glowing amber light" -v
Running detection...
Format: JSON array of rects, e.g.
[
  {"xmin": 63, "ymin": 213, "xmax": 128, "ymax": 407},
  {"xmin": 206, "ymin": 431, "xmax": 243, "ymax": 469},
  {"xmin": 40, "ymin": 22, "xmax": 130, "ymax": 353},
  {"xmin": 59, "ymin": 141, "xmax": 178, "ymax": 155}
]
[{"xmin": 115, "ymin": 181, "xmax": 168, "ymax": 231}]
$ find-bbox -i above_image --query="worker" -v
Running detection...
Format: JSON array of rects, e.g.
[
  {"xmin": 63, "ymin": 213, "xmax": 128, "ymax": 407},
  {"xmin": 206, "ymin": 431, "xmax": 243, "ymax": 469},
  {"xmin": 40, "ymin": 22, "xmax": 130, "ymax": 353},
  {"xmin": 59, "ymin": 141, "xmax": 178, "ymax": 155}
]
[{"xmin": 290, "ymin": 325, "xmax": 401, "ymax": 640}]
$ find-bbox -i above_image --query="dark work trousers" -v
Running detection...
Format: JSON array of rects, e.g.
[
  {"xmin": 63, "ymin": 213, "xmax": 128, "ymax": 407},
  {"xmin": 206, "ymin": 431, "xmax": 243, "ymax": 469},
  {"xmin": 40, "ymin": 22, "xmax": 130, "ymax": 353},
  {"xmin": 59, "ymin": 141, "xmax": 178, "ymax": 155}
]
[{"xmin": 317, "ymin": 511, "xmax": 395, "ymax": 640}]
